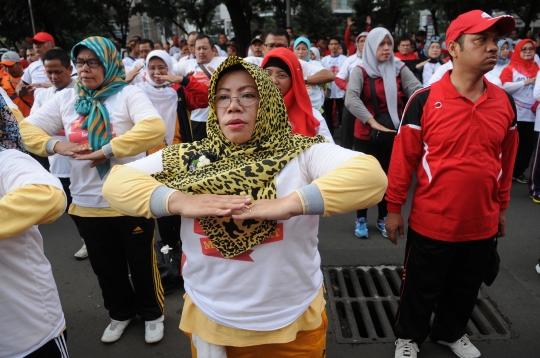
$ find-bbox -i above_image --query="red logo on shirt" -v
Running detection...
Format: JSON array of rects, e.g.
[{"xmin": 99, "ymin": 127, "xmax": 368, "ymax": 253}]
[
  {"xmin": 196, "ymin": 220, "xmax": 284, "ymax": 261},
  {"xmin": 67, "ymin": 115, "xmax": 115, "ymax": 146}
]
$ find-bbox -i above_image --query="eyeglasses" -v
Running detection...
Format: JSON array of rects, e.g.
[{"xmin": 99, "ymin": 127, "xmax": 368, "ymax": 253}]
[
  {"xmin": 214, "ymin": 93, "xmax": 260, "ymax": 108},
  {"xmin": 521, "ymin": 47, "xmax": 535, "ymax": 52},
  {"xmin": 148, "ymin": 66, "xmax": 168, "ymax": 73},
  {"xmin": 75, "ymin": 59, "xmax": 100, "ymax": 68},
  {"xmin": 263, "ymin": 43, "xmax": 287, "ymax": 49},
  {"xmin": 264, "ymin": 70, "xmax": 290, "ymax": 80}
]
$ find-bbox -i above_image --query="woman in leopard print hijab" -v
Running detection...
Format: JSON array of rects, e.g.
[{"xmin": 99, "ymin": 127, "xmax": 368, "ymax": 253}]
[{"xmin": 153, "ymin": 56, "xmax": 326, "ymax": 259}]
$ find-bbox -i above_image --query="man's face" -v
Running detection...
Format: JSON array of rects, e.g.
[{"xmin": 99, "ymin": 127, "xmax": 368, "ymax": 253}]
[
  {"xmin": 263, "ymin": 34, "xmax": 289, "ymax": 56},
  {"xmin": 251, "ymin": 41, "xmax": 263, "ymax": 57},
  {"xmin": 195, "ymin": 38, "xmax": 214, "ymax": 63},
  {"xmin": 26, "ymin": 49, "xmax": 37, "ymax": 63},
  {"xmin": 139, "ymin": 43, "xmax": 152, "ymax": 60},
  {"xmin": 218, "ymin": 34, "xmax": 227, "ymax": 44},
  {"xmin": 4, "ymin": 63, "xmax": 23, "ymax": 78},
  {"xmin": 187, "ymin": 34, "xmax": 197, "ymax": 56},
  {"xmin": 318, "ymin": 39, "xmax": 327, "ymax": 50},
  {"xmin": 398, "ymin": 40, "xmax": 412, "ymax": 55},
  {"xmin": 44, "ymin": 59, "xmax": 73, "ymax": 89},
  {"xmin": 450, "ymin": 28, "xmax": 499, "ymax": 74},
  {"xmin": 154, "ymin": 42, "xmax": 163, "ymax": 50},
  {"xmin": 329, "ymin": 39, "xmax": 340, "ymax": 55},
  {"xmin": 33, "ymin": 41, "xmax": 54, "ymax": 59},
  {"xmin": 18, "ymin": 48, "xmax": 26, "ymax": 58},
  {"xmin": 510, "ymin": 30, "xmax": 518, "ymax": 40},
  {"xmin": 286, "ymin": 28, "xmax": 293, "ymax": 38}
]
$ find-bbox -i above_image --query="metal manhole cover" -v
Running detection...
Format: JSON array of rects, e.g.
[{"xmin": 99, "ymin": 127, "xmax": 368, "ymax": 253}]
[{"xmin": 323, "ymin": 265, "xmax": 511, "ymax": 344}]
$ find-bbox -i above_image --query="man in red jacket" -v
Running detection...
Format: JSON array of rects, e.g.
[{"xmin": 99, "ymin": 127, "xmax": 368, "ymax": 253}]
[{"xmin": 386, "ymin": 10, "xmax": 518, "ymax": 358}]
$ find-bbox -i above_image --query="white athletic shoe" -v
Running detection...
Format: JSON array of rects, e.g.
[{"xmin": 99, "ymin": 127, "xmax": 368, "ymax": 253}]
[
  {"xmin": 535, "ymin": 264, "xmax": 540, "ymax": 274},
  {"xmin": 74, "ymin": 241, "xmax": 88, "ymax": 260},
  {"xmin": 395, "ymin": 339, "xmax": 419, "ymax": 358},
  {"xmin": 145, "ymin": 315, "xmax": 165, "ymax": 343},
  {"xmin": 437, "ymin": 334, "xmax": 481, "ymax": 358},
  {"xmin": 101, "ymin": 318, "xmax": 133, "ymax": 343}
]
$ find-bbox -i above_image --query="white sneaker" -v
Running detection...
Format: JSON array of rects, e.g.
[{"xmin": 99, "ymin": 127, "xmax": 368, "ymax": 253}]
[
  {"xmin": 395, "ymin": 339, "xmax": 419, "ymax": 358},
  {"xmin": 437, "ymin": 334, "xmax": 481, "ymax": 358},
  {"xmin": 101, "ymin": 318, "xmax": 133, "ymax": 342},
  {"xmin": 535, "ymin": 264, "xmax": 540, "ymax": 274},
  {"xmin": 74, "ymin": 241, "xmax": 88, "ymax": 260},
  {"xmin": 145, "ymin": 315, "xmax": 164, "ymax": 343}
]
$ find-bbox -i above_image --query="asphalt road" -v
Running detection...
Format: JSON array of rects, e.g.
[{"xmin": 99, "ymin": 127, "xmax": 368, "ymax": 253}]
[{"xmin": 38, "ymin": 180, "xmax": 540, "ymax": 357}]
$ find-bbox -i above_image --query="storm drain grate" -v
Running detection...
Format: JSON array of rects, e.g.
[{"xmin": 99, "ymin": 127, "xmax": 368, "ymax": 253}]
[{"xmin": 323, "ymin": 265, "xmax": 511, "ymax": 344}]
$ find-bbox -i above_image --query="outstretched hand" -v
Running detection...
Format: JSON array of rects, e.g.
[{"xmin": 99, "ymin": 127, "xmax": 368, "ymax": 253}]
[
  {"xmin": 72, "ymin": 149, "xmax": 108, "ymax": 168},
  {"xmin": 367, "ymin": 118, "xmax": 397, "ymax": 133},
  {"xmin": 53, "ymin": 141, "xmax": 92, "ymax": 157},
  {"xmin": 386, "ymin": 212, "xmax": 404, "ymax": 245}
]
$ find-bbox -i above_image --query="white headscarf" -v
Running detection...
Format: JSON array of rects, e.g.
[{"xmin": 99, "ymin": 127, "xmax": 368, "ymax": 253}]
[
  {"xmin": 137, "ymin": 50, "xmax": 177, "ymax": 146},
  {"xmin": 310, "ymin": 47, "xmax": 321, "ymax": 62},
  {"xmin": 362, "ymin": 27, "xmax": 404, "ymax": 128}
]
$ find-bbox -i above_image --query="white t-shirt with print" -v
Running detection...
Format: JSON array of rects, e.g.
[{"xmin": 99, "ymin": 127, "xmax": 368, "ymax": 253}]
[
  {"xmin": 173, "ymin": 57, "xmax": 226, "ymax": 122},
  {"xmin": 321, "ymin": 54, "xmax": 347, "ymax": 99},
  {"xmin": 25, "ymin": 85, "xmax": 161, "ymax": 208},
  {"xmin": 126, "ymin": 143, "xmax": 359, "ymax": 330},
  {"xmin": 336, "ymin": 54, "xmax": 363, "ymax": 81},
  {"xmin": 0, "ymin": 150, "xmax": 66, "ymax": 358},
  {"xmin": 21, "ymin": 59, "xmax": 77, "ymax": 96}
]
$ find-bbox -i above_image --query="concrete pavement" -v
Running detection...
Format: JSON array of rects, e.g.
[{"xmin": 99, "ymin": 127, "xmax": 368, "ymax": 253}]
[{"xmin": 38, "ymin": 181, "xmax": 540, "ymax": 357}]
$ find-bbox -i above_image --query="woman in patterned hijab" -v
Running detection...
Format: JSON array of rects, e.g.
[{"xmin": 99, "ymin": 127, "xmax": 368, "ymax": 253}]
[
  {"xmin": 104, "ymin": 56, "xmax": 387, "ymax": 356},
  {"xmin": 0, "ymin": 95, "xmax": 26, "ymax": 153}
]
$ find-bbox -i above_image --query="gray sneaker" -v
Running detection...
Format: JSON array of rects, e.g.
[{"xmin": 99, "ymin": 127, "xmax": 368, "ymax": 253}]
[
  {"xmin": 395, "ymin": 339, "xmax": 419, "ymax": 358},
  {"xmin": 74, "ymin": 241, "xmax": 88, "ymax": 260},
  {"xmin": 437, "ymin": 334, "xmax": 481, "ymax": 358}
]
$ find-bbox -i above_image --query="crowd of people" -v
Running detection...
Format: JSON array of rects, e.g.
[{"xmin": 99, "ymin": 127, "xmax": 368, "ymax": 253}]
[{"xmin": 0, "ymin": 8, "xmax": 538, "ymax": 358}]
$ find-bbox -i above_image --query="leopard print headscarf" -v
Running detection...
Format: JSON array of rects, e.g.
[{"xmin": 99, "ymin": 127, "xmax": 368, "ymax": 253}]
[{"xmin": 153, "ymin": 56, "xmax": 326, "ymax": 258}]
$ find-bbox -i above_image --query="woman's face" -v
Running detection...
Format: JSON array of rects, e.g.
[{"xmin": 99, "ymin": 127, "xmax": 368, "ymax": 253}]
[
  {"xmin": 310, "ymin": 51, "xmax": 316, "ymax": 61},
  {"xmin": 227, "ymin": 45, "xmax": 237, "ymax": 57},
  {"xmin": 520, "ymin": 42, "xmax": 535, "ymax": 62},
  {"xmin": 357, "ymin": 36, "xmax": 366, "ymax": 54},
  {"xmin": 76, "ymin": 47, "xmax": 105, "ymax": 90},
  {"xmin": 294, "ymin": 43, "xmax": 309, "ymax": 61},
  {"xmin": 500, "ymin": 43, "xmax": 509, "ymax": 60},
  {"xmin": 147, "ymin": 57, "xmax": 168, "ymax": 85},
  {"xmin": 428, "ymin": 42, "xmax": 441, "ymax": 59},
  {"xmin": 376, "ymin": 35, "xmax": 393, "ymax": 62},
  {"xmin": 216, "ymin": 69, "xmax": 260, "ymax": 145},
  {"xmin": 264, "ymin": 66, "xmax": 292, "ymax": 97}
]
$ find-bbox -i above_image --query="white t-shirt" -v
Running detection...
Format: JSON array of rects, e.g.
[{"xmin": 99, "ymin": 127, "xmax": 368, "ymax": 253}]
[
  {"xmin": 122, "ymin": 56, "xmax": 138, "ymax": 69},
  {"xmin": 0, "ymin": 150, "xmax": 66, "ymax": 358},
  {"xmin": 21, "ymin": 59, "xmax": 77, "ymax": 96},
  {"xmin": 31, "ymin": 80, "xmax": 77, "ymax": 178},
  {"xmin": 421, "ymin": 62, "xmax": 442, "ymax": 87},
  {"xmin": 173, "ymin": 57, "xmax": 226, "ymax": 122},
  {"xmin": 428, "ymin": 61, "xmax": 502, "ymax": 88},
  {"xmin": 336, "ymin": 54, "xmax": 363, "ymax": 81},
  {"xmin": 169, "ymin": 45, "xmax": 181, "ymax": 56},
  {"xmin": 313, "ymin": 108, "xmax": 334, "ymax": 143},
  {"xmin": 126, "ymin": 142, "xmax": 358, "ymax": 330},
  {"xmin": 321, "ymin": 54, "xmax": 347, "ymax": 99},
  {"xmin": 25, "ymin": 85, "xmax": 161, "ymax": 208},
  {"xmin": 501, "ymin": 68, "xmax": 537, "ymax": 122}
]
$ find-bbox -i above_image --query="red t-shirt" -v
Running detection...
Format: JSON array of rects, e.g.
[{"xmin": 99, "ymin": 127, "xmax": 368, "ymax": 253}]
[{"xmin": 394, "ymin": 52, "xmax": 418, "ymax": 61}]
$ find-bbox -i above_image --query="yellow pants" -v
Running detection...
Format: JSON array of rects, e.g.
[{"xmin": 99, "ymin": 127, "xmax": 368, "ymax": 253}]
[{"xmin": 187, "ymin": 310, "xmax": 328, "ymax": 358}]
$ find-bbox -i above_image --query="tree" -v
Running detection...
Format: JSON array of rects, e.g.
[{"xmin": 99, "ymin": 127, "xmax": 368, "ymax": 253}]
[
  {"xmin": 295, "ymin": 0, "xmax": 339, "ymax": 40},
  {"xmin": 101, "ymin": 0, "xmax": 138, "ymax": 47},
  {"xmin": 223, "ymin": 0, "xmax": 255, "ymax": 56}
]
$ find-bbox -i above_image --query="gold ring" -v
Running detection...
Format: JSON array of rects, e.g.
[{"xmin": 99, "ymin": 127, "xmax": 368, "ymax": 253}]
[{"xmin": 243, "ymin": 204, "xmax": 252, "ymax": 212}]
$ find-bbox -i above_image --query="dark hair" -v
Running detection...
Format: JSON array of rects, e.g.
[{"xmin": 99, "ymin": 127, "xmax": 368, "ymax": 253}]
[
  {"xmin": 286, "ymin": 26, "xmax": 293, "ymax": 32},
  {"xmin": 417, "ymin": 30, "xmax": 427, "ymax": 37},
  {"xmin": 328, "ymin": 36, "xmax": 341, "ymax": 44},
  {"xmin": 264, "ymin": 29, "xmax": 290, "ymax": 47},
  {"xmin": 454, "ymin": 34, "xmax": 465, "ymax": 51},
  {"xmin": 132, "ymin": 35, "xmax": 142, "ymax": 42},
  {"xmin": 253, "ymin": 29, "xmax": 264, "ymax": 38},
  {"xmin": 139, "ymin": 39, "xmax": 154, "ymax": 49},
  {"xmin": 399, "ymin": 37, "xmax": 412, "ymax": 46},
  {"xmin": 195, "ymin": 34, "xmax": 214, "ymax": 48},
  {"xmin": 220, "ymin": 32, "xmax": 227, "ymax": 36},
  {"xmin": 42, "ymin": 48, "xmax": 71, "ymax": 69},
  {"xmin": 188, "ymin": 31, "xmax": 200, "ymax": 38},
  {"xmin": 154, "ymin": 40, "xmax": 163, "ymax": 48},
  {"xmin": 340, "ymin": 41, "xmax": 348, "ymax": 56}
]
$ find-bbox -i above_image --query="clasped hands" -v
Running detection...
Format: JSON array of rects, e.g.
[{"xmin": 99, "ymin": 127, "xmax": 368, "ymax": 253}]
[{"xmin": 53, "ymin": 141, "xmax": 108, "ymax": 168}]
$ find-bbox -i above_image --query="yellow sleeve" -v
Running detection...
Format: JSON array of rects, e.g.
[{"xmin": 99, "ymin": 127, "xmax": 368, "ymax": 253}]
[
  {"xmin": 173, "ymin": 115, "xmax": 182, "ymax": 144},
  {"xmin": 11, "ymin": 108, "xmax": 24, "ymax": 122},
  {"xmin": 103, "ymin": 165, "xmax": 170, "ymax": 218},
  {"xmin": 0, "ymin": 184, "xmax": 66, "ymax": 240},
  {"xmin": 19, "ymin": 119, "xmax": 53, "ymax": 156},
  {"xmin": 109, "ymin": 116, "xmax": 166, "ymax": 158},
  {"xmin": 313, "ymin": 154, "xmax": 387, "ymax": 217}
]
